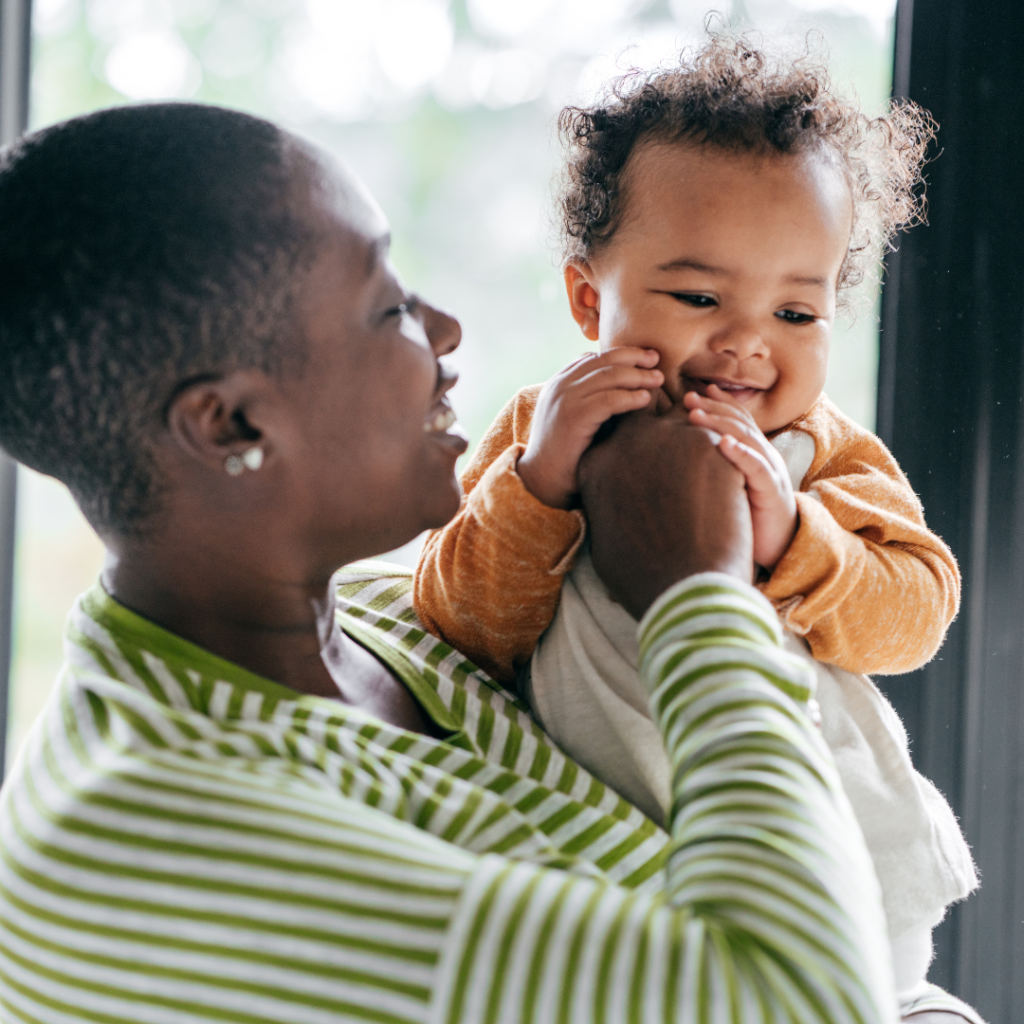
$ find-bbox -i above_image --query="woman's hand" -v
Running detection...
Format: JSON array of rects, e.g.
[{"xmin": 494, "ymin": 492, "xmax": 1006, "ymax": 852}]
[
  {"xmin": 578, "ymin": 403, "xmax": 753, "ymax": 619},
  {"xmin": 684, "ymin": 384, "xmax": 798, "ymax": 571},
  {"xmin": 517, "ymin": 348, "xmax": 663, "ymax": 509}
]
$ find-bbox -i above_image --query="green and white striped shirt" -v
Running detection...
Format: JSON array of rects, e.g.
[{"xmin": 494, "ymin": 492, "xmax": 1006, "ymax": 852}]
[{"xmin": 0, "ymin": 565, "xmax": 898, "ymax": 1024}]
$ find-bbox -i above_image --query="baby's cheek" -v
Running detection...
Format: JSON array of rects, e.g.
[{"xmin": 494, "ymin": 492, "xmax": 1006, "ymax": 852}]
[
  {"xmin": 765, "ymin": 360, "xmax": 828, "ymax": 430},
  {"xmin": 596, "ymin": 299, "xmax": 650, "ymax": 350},
  {"xmin": 598, "ymin": 327, "xmax": 646, "ymax": 354}
]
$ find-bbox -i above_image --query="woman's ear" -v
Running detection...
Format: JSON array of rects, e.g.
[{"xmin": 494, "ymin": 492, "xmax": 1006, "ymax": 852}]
[
  {"xmin": 166, "ymin": 370, "xmax": 271, "ymax": 473},
  {"xmin": 564, "ymin": 263, "xmax": 601, "ymax": 341}
]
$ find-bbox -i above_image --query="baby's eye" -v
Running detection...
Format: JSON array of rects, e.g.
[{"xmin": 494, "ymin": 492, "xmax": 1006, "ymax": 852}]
[
  {"xmin": 672, "ymin": 293, "xmax": 717, "ymax": 308},
  {"xmin": 775, "ymin": 309, "xmax": 817, "ymax": 325}
]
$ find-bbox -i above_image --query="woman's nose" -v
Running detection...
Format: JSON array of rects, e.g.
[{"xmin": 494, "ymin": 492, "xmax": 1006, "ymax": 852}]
[{"xmin": 422, "ymin": 300, "xmax": 462, "ymax": 357}]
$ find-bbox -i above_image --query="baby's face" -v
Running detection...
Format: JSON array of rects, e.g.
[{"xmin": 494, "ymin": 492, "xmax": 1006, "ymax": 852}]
[{"xmin": 567, "ymin": 141, "xmax": 853, "ymax": 434}]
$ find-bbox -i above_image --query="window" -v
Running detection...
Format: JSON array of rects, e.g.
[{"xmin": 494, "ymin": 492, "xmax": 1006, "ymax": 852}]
[{"xmin": 6, "ymin": 0, "xmax": 897, "ymax": 767}]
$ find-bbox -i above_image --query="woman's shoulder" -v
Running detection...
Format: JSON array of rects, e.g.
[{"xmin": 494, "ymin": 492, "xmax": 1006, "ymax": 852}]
[
  {"xmin": 334, "ymin": 561, "xmax": 527, "ymax": 708},
  {"xmin": 334, "ymin": 560, "xmax": 416, "ymax": 598}
]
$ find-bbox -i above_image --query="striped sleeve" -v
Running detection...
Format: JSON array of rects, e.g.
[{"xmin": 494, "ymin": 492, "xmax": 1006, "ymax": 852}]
[
  {"xmin": 0, "ymin": 679, "xmax": 477, "ymax": 1024},
  {"xmin": 433, "ymin": 574, "xmax": 897, "ymax": 1024}
]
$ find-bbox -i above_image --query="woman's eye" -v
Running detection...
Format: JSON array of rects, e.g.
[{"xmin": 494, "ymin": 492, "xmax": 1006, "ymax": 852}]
[
  {"xmin": 387, "ymin": 297, "xmax": 418, "ymax": 318},
  {"xmin": 673, "ymin": 293, "xmax": 716, "ymax": 308},
  {"xmin": 776, "ymin": 309, "xmax": 817, "ymax": 325}
]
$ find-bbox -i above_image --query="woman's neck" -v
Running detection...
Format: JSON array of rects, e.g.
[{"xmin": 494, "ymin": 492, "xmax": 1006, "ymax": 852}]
[
  {"xmin": 104, "ymin": 543, "xmax": 344, "ymax": 697},
  {"xmin": 102, "ymin": 540, "xmax": 435, "ymax": 733}
]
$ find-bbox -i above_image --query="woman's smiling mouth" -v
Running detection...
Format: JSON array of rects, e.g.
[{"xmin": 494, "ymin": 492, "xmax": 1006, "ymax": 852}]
[
  {"xmin": 423, "ymin": 399, "xmax": 469, "ymax": 452},
  {"xmin": 424, "ymin": 405, "xmax": 457, "ymax": 433}
]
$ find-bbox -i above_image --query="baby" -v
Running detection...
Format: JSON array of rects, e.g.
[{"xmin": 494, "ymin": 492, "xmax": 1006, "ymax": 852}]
[{"xmin": 415, "ymin": 39, "xmax": 978, "ymax": 1015}]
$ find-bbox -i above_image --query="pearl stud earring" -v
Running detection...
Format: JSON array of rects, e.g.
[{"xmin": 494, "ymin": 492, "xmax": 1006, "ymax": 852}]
[
  {"xmin": 242, "ymin": 446, "xmax": 264, "ymax": 471},
  {"xmin": 225, "ymin": 446, "xmax": 264, "ymax": 476}
]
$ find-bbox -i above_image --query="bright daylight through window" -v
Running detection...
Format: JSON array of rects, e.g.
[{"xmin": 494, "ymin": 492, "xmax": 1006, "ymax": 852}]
[{"xmin": 8, "ymin": 0, "xmax": 898, "ymax": 768}]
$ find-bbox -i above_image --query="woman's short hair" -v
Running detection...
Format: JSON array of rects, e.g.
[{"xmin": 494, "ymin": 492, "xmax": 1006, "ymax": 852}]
[{"xmin": 0, "ymin": 103, "xmax": 315, "ymax": 535}]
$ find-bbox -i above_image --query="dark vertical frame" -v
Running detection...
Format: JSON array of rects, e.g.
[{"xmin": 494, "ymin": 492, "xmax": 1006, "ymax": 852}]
[
  {"xmin": 0, "ymin": 0, "xmax": 29, "ymax": 778},
  {"xmin": 879, "ymin": 1, "xmax": 1024, "ymax": 1019}
]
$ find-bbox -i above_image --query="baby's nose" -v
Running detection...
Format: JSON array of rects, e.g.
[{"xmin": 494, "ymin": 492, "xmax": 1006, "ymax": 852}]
[{"xmin": 710, "ymin": 323, "xmax": 769, "ymax": 359}]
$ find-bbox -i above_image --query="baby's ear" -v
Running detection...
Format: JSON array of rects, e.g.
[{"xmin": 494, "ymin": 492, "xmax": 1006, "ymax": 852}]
[{"xmin": 563, "ymin": 264, "xmax": 600, "ymax": 341}]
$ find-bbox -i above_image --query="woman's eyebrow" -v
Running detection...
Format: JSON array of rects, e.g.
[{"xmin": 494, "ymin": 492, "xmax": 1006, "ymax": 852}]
[{"xmin": 364, "ymin": 232, "xmax": 392, "ymax": 277}]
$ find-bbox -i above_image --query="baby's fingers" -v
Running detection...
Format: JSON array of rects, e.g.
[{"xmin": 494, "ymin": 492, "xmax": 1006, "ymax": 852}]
[
  {"xmin": 683, "ymin": 389, "xmax": 758, "ymax": 428},
  {"xmin": 597, "ymin": 346, "xmax": 662, "ymax": 368},
  {"xmin": 688, "ymin": 405, "xmax": 771, "ymax": 455},
  {"xmin": 577, "ymin": 361, "xmax": 664, "ymax": 395},
  {"xmin": 558, "ymin": 347, "xmax": 661, "ymax": 382},
  {"xmin": 716, "ymin": 435, "xmax": 782, "ymax": 502},
  {"xmin": 718, "ymin": 435, "xmax": 798, "ymax": 569},
  {"xmin": 579, "ymin": 385, "xmax": 656, "ymax": 423}
]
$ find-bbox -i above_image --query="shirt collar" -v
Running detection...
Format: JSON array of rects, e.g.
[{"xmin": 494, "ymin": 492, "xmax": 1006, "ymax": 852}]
[{"xmin": 72, "ymin": 581, "xmax": 465, "ymax": 738}]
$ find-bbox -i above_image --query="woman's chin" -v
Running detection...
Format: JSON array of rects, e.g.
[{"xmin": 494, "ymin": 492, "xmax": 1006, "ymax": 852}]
[
  {"xmin": 423, "ymin": 476, "xmax": 463, "ymax": 530},
  {"xmin": 378, "ymin": 475, "xmax": 462, "ymax": 554}
]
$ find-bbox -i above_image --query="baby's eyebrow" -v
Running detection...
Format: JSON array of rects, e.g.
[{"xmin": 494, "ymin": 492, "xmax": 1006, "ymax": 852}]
[
  {"xmin": 659, "ymin": 258, "xmax": 829, "ymax": 289},
  {"xmin": 783, "ymin": 272, "xmax": 828, "ymax": 287},
  {"xmin": 657, "ymin": 258, "xmax": 722, "ymax": 274}
]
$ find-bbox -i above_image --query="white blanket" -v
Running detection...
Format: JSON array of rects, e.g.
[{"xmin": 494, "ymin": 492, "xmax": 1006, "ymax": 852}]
[{"xmin": 524, "ymin": 429, "xmax": 978, "ymax": 1001}]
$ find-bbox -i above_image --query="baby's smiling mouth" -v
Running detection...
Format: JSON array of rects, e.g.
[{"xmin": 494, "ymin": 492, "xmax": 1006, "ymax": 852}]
[{"xmin": 685, "ymin": 376, "xmax": 768, "ymax": 403}]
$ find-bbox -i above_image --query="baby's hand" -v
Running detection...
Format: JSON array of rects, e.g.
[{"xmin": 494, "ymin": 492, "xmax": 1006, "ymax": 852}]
[
  {"xmin": 519, "ymin": 348, "xmax": 663, "ymax": 509},
  {"xmin": 684, "ymin": 385, "xmax": 797, "ymax": 570}
]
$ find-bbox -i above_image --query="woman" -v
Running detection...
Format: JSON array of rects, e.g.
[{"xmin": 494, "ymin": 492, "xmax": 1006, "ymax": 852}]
[{"xmin": 0, "ymin": 103, "xmax": 972, "ymax": 1023}]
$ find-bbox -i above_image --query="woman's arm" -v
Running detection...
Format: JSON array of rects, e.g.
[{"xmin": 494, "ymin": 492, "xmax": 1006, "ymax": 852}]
[{"xmin": 434, "ymin": 573, "xmax": 896, "ymax": 1023}]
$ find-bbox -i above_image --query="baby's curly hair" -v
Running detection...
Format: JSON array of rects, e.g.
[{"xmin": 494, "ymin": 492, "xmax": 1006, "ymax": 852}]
[{"xmin": 557, "ymin": 35, "xmax": 937, "ymax": 294}]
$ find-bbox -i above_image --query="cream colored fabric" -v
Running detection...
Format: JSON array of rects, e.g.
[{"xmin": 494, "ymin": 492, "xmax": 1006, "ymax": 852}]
[{"xmin": 525, "ymin": 431, "xmax": 979, "ymax": 1009}]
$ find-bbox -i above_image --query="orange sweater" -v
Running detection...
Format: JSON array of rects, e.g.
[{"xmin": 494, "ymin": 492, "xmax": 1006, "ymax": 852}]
[{"xmin": 414, "ymin": 386, "xmax": 961, "ymax": 683}]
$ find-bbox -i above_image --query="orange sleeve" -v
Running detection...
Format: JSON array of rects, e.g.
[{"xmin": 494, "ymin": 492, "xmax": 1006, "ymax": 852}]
[
  {"xmin": 413, "ymin": 385, "xmax": 586, "ymax": 683},
  {"xmin": 761, "ymin": 397, "xmax": 961, "ymax": 675}
]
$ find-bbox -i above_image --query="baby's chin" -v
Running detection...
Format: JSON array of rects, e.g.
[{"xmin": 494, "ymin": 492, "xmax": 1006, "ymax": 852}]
[{"xmin": 755, "ymin": 393, "xmax": 822, "ymax": 436}]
